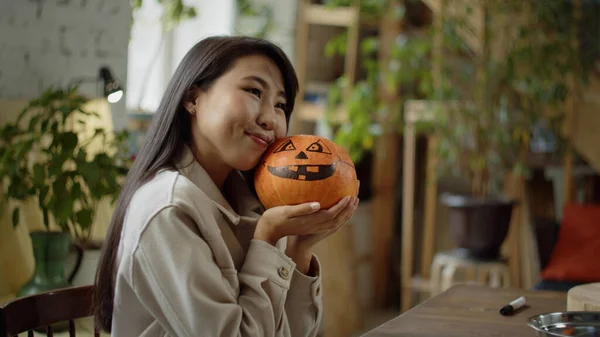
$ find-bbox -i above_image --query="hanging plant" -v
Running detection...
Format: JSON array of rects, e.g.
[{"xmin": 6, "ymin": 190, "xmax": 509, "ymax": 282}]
[
  {"xmin": 236, "ymin": 0, "xmax": 275, "ymax": 38},
  {"xmin": 130, "ymin": 0, "xmax": 199, "ymax": 111},
  {"xmin": 131, "ymin": 0, "xmax": 197, "ymax": 31}
]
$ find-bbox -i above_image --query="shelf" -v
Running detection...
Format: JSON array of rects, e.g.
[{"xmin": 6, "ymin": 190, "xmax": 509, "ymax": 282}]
[
  {"xmin": 304, "ymin": 4, "xmax": 359, "ymax": 27},
  {"xmin": 296, "ymin": 101, "xmax": 347, "ymax": 123}
]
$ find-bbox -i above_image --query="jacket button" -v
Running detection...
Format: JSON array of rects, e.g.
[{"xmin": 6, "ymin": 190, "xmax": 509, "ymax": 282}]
[{"xmin": 278, "ymin": 267, "xmax": 290, "ymax": 280}]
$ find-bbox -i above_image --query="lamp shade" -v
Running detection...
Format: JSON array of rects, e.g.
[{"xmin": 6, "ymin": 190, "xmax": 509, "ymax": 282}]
[{"xmin": 99, "ymin": 66, "xmax": 123, "ymax": 103}]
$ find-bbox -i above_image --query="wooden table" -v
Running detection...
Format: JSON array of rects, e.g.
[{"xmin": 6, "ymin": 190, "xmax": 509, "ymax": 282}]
[{"xmin": 362, "ymin": 284, "xmax": 567, "ymax": 336}]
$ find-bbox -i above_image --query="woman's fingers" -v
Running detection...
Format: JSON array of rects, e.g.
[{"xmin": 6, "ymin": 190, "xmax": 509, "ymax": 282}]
[
  {"xmin": 312, "ymin": 196, "xmax": 352, "ymax": 222},
  {"xmin": 302, "ymin": 196, "xmax": 359, "ymax": 234},
  {"xmin": 280, "ymin": 201, "xmax": 321, "ymax": 218},
  {"xmin": 330, "ymin": 197, "xmax": 358, "ymax": 230},
  {"xmin": 276, "ymin": 196, "xmax": 359, "ymax": 235},
  {"xmin": 340, "ymin": 198, "xmax": 358, "ymax": 223},
  {"xmin": 286, "ymin": 196, "xmax": 350, "ymax": 222}
]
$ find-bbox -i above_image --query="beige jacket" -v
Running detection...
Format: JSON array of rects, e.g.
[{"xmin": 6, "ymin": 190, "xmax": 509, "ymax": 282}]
[{"xmin": 111, "ymin": 147, "xmax": 323, "ymax": 337}]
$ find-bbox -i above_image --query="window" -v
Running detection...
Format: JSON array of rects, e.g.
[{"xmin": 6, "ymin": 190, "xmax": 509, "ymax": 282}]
[{"xmin": 126, "ymin": 0, "xmax": 235, "ymax": 114}]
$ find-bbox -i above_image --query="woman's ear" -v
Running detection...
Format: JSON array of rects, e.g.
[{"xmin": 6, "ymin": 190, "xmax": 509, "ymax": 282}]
[
  {"xmin": 183, "ymin": 101, "xmax": 196, "ymax": 114},
  {"xmin": 183, "ymin": 86, "xmax": 199, "ymax": 114}
]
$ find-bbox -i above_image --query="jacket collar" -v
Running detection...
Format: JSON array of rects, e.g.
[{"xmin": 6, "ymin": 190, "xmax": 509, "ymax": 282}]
[{"xmin": 175, "ymin": 146, "xmax": 264, "ymax": 225}]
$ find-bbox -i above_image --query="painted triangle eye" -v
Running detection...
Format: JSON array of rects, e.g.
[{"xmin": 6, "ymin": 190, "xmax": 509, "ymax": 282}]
[
  {"xmin": 274, "ymin": 139, "xmax": 296, "ymax": 153},
  {"xmin": 306, "ymin": 140, "xmax": 331, "ymax": 154}
]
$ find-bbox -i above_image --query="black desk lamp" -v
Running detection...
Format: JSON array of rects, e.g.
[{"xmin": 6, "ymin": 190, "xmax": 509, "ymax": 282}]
[
  {"xmin": 99, "ymin": 66, "xmax": 124, "ymax": 103},
  {"xmin": 69, "ymin": 66, "xmax": 124, "ymax": 103}
]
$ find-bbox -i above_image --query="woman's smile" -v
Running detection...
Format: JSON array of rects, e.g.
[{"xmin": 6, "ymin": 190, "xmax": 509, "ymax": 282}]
[{"xmin": 244, "ymin": 130, "xmax": 273, "ymax": 151}]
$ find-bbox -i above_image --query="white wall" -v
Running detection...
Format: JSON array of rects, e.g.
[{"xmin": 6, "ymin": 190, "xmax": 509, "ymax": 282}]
[{"xmin": 0, "ymin": 0, "xmax": 131, "ymax": 129}]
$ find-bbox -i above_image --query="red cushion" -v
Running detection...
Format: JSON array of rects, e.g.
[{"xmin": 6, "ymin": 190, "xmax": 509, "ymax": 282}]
[{"xmin": 541, "ymin": 203, "xmax": 600, "ymax": 282}]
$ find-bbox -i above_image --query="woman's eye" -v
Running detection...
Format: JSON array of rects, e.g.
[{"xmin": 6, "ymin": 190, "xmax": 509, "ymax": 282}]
[
  {"xmin": 275, "ymin": 103, "xmax": 287, "ymax": 111},
  {"xmin": 246, "ymin": 88, "xmax": 262, "ymax": 98}
]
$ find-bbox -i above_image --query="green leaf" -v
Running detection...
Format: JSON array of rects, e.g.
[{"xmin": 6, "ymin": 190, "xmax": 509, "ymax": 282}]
[
  {"xmin": 361, "ymin": 37, "xmax": 379, "ymax": 56},
  {"xmin": 54, "ymin": 196, "xmax": 74, "ymax": 229},
  {"xmin": 12, "ymin": 208, "xmax": 19, "ymax": 228},
  {"xmin": 42, "ymin": 208, "xmax": 50, "ymax": 229},
  {"xmin": 52, "ymin": 175, "xmax": 67, "ymax": 199},
  {"xmin": 28, "ymin": 115, "xmax": 41, "ymax": 132},
  {"xmin": 39, "ymin": 185, "xmax": 49, "ymax": 205},
  {"xmin": 76, "ymin": 148, "xmax": 87, "ymax": 162},
  {"xmin": 324, "ymin": 32, "xmax": 347, "ymax": 58},
  {"xmin": 72, "ymin": 182, "xmax": 82, "ymax": 200},
  {"xmin": 80, "ymin": 163, "xmax": 100, "ymax": 185},
  {"xmin": 61, "ymin": 132, "xmax": 79, "ymax": 153},
  {"xmin": 33, "ymin": 164, "xmax": 45, "ymax": 185},
  {"xmin": 76, "ymin": 209, "xmax": 94, "ymax": 230}
]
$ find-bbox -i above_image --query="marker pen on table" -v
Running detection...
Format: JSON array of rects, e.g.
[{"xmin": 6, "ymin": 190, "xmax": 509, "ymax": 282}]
[{"xmin": 499, "ymin": 296, "xmax": 527, "ymax": 316}]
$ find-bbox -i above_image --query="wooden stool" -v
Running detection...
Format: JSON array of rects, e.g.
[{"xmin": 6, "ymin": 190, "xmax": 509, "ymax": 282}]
[{"xmin": 430, "ymin": 249, "xmax": 511, "ymax": 296}]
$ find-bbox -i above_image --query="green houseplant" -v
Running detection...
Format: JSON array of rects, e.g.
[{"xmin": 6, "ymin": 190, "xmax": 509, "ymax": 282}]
[
  {"xmin": 0, "ymin": 86, "xmax": 131, "ymax": 296},
  {"xmin": 324, "ymin": 0, "xmax": 598, "ymax": 259},
  {"xmin": 425, "ymin": 0, "xmax": 596, "ymax": 259}
]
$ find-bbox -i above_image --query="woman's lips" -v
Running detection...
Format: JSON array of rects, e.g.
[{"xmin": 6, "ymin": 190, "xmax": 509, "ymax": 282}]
[{"xmin": 245, "ymin": 132, "xmax": 269, "ymax": 150}]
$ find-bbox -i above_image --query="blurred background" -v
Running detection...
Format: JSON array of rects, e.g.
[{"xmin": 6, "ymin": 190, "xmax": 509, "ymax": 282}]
[{"xmin": 1, "ymin": 1, "xmax": 600, "ymax": 336}]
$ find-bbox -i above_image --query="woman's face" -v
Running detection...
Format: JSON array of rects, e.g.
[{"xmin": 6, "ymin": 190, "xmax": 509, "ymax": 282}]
[{"xmin": 185, "ymin": 54, "xmax": 289, "ymax": 172}]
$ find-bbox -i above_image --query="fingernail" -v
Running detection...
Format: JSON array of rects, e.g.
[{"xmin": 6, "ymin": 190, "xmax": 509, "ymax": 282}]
[{"xmin": 310, "ymin": 202, "xmax": 320, "ymax": 210}]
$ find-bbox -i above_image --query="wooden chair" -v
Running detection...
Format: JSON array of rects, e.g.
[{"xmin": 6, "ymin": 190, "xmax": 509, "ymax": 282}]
[{"xmin": 0, "ymin": 285, "xmax": 98, "ymax": 337}]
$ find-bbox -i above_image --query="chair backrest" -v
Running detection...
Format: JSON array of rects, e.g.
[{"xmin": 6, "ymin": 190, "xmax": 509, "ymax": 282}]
[{"xmin": 0, "ymin": 285, "xmax": 99, "ymax": 337}]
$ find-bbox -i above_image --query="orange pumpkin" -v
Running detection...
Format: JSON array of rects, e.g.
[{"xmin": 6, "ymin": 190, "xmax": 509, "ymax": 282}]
[{"xmin": 254, "ymin": 135, "xmax": 358, "ymax": 209}]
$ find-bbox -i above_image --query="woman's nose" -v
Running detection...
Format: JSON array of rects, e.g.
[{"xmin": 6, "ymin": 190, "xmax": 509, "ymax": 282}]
[{"xmin": 257, "ymin": 106, "xmax": 276, "ymax": 130}]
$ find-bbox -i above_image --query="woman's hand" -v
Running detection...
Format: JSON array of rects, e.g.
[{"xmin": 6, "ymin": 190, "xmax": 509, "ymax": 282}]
[
  {"xmin": 286, "ymin": 180, "xmax": 360, "ymax": 273},
  {"xmin": 254, "ymin": 195, "xmax": 358, "ymax": 247},
  {"xmin": 286, "ymin": 197, "xmax": 358, "ymax": 250},
  {"xmin": 254, "ymin": 194, "xmax": 359, "ymax": 274},
  {"xmin": 285, "ymin": 197, "xmax": 358, "ymax": 273}
]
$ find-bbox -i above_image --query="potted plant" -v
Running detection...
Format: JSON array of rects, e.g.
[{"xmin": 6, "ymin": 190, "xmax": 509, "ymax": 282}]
[
  {"xmin": 324, "ymin": 0, "xmax": 597, "ymax": 259},
  {"xmin": 427, "ymin": 0, "xmax": 596, "ymax": 259},
  {"xmin": 0, "ymin": 86, "xmax": 131, "ymax": 297}
]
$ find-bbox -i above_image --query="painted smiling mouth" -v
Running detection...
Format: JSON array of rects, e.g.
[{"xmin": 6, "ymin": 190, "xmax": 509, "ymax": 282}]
[{"xmin": 267, "ymin": 162, "xmax": 337, "ymax": 181}]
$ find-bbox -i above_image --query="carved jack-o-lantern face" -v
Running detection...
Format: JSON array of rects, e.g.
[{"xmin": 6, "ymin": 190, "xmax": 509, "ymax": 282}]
[
  {"xmin": 267, "ymin": 138, "xmax": 336, "ymax": 181},
  {"xmin": 254, "ymin": 135, "xmax": 357, "ymax": 209}
]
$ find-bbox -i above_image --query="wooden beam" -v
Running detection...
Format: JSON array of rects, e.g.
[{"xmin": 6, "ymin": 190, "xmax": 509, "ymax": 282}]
[
  {"xmin": 291, "ymin": 0, "xmax": 310, "ymax": 135},
  {"xmin": 304, "ymin": 4, "xmax": 359, "ymax": 27},
  {"xmin": 563, "ymin": 0, "xmax": 582, "ymax": 206},
  {"xmin": 371, "ymin": 0, "xmax": 402, "ymax": 309},
  {"xmin": 400, "ymin": 120, "xmax": 416, "ymax": 312},
  {"xmin": 343, "ymin": 2, "xmax": 360, "ymax": 102},
  {"xmin": 420, "ymin": 136, "xmax": 438, "ymax": 279},
  {"xmin": 401, "ymin": 100, "xmax": 438, "ymax": 312},
  {"xmin": 419, "ymin": 0, "xmax": 443, "ymax": 280}
]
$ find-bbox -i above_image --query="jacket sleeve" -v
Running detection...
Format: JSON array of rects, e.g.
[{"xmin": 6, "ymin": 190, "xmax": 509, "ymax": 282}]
[
  {"xmin": 128, "ymin": 205, "xmax": 299, "ymax": 337},
  {"xmin": 283, "ymin": 256, "xmax": 323, "ymax": 337}
]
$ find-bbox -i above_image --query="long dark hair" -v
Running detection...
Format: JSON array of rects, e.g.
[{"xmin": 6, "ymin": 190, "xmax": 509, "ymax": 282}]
[{"xmin": 94, "ymin": 35, "xmax": 298, "ymax": 332}]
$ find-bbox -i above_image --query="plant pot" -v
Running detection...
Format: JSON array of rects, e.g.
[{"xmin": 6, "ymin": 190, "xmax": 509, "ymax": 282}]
[
  {"xmin": 16, "ymin": 231, "xmax": 83, "ymax": 333},
  {"xmin": 17, "ymin": 231, "xmax": 82, "ymax": 298},
  {"xmin": 69, "ymin": 241, "xmax": 102, "ymax": 287},
  {"xmin": 441, "ymin": 194, "xmax": 516, "ymax": 260}
]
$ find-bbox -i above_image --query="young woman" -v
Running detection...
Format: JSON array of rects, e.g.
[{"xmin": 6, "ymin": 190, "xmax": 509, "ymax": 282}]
[{"xmin": 94, "ymin": 36, "xmax": 359, "ymax": 337}]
